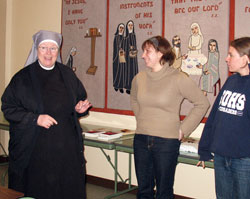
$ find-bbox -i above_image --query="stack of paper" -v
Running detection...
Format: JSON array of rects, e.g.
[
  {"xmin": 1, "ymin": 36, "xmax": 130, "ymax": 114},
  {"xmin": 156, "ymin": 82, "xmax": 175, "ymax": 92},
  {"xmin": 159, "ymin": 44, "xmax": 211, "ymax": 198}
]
[
  {"xmin": 98, "ymin": 131, "xmax": 122, "ymax": 141},
  {"xmin": 83, "ymin": 130, "xmax": 105, "ymax": 138},
  {"xmin": 180, "ymin": 142, "xmax": 198, "ymax": 153},
  {"xmin": 180, "ymin": 137, "xmax": 199, "ymax": 153},
  {"xmin": 82, "ymin": 130, "xmax": 122, "ymax": 141}
]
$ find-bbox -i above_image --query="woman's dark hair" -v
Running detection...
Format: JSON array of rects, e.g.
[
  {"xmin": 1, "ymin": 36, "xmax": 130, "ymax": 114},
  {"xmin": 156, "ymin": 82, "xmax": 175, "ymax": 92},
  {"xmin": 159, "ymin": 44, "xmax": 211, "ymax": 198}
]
[
  {"xmin": 142, "ymin": 36, "xmax": 176, "ymax": 66},
  {"xmin": 230, "ymin": 37, "xmax": 250, "ymax": 59}
]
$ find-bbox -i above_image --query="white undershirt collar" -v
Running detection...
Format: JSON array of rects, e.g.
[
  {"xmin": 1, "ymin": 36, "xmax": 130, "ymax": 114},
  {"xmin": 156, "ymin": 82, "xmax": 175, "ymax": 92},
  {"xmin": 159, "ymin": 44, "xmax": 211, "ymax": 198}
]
[{"xmin": 38, "ymin": 61, "xmax": 55, "ymax": 70}]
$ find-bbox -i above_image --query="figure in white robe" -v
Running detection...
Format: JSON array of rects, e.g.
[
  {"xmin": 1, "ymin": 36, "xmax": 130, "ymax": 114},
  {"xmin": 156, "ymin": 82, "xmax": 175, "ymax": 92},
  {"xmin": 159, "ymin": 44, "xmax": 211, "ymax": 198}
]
[
  {"xmin": 182, "ymin": 23, "xmax": 207, "ymax": 75},
  {"xmin": 188, "ymin": 23, "xmax": 203, "ymax": 55}
]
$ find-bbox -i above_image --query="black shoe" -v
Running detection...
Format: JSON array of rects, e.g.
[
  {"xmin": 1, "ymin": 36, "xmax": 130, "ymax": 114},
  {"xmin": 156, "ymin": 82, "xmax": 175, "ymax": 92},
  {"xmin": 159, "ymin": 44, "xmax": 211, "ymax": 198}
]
[
  {"xmin": 119, "ymin": 89, "xmax": 124, "ymax": 93},
  {"xmin": 126, "ymin": 90, "xmax": 130, "ymax": 94}
]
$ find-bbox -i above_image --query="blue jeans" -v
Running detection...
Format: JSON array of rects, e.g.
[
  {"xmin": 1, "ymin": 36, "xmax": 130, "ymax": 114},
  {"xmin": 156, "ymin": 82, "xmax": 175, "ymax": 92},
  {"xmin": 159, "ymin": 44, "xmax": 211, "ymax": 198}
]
[
  {"xmin": 133, "ymin": 134, "xmax": 180, "ymax": 199},
  {"xmin": 214, "ymin": 153, "xmax": 250, "ymax": 199}
]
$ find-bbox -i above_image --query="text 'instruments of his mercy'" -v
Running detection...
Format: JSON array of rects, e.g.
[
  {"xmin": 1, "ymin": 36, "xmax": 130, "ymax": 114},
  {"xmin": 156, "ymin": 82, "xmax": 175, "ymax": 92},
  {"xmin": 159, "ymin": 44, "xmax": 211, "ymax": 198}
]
[{"xmin": 85, "ymin": 28, "xmax": 102, "ymax": 75}]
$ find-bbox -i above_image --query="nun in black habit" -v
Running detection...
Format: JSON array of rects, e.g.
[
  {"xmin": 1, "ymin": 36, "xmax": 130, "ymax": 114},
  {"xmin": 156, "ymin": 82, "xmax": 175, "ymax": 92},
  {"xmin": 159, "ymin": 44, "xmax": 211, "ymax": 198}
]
[
  {"xmin": 124, "ymin": 20, "xmax": 139, "ymax": 94},
  {"xmin": 1, "ymin": 30, "xmax": 91, "ymax": 199},
  {"xmin": 112, "ymin": 23, "xmax": 127, "ymax": 93},
  {"xmin": 65, "ymin": 46, "xmax": 77, "ymax": 72}
]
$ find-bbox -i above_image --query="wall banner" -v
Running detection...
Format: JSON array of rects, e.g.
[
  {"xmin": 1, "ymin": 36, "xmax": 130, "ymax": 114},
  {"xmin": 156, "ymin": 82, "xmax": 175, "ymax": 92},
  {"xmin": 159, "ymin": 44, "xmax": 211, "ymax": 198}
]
[
  {"xmin": 107, "ymin": 0, "xmax": 163, "ymax": 111},
  {"xmin": 61, "ymin": 0, "xmax": 237, "ymax": 119},
  {"xmin": 165, "ymin": 0, "xmax": 230, "ymax": 116},
  {"xmin": 62, "ymin": 0, "xmax": 106, "ymax": 108},
  {"xmin": 235, "ymin": 0, "xmax": 250, "ymax": 38}
]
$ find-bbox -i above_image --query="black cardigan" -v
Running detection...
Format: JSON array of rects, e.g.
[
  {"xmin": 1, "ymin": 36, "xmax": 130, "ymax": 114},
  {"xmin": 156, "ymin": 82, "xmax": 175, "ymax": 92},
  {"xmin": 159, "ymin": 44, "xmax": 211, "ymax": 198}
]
[{"xmin": 1, "ymin": 61, "xmax": 89, "ymax": 176}]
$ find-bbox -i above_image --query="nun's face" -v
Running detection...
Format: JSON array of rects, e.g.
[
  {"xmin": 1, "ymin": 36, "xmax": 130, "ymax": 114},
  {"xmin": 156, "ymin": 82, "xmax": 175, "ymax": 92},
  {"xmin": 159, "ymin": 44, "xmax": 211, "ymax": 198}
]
[
  {"xmin": 128, "ymin": 22, "xmax": 133, "ymax": 30},
  {"xmin": 37, "ymin": 42, "xmax": 59, "ymax": 68},
  {"xmin": 119, "ymin": 25, "xmax": 124, "ymax": 35}
]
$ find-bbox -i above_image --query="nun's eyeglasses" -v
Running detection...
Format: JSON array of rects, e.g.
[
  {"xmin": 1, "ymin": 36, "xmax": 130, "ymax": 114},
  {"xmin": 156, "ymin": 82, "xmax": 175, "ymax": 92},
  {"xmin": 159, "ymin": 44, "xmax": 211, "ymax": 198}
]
[{"xmin": 38, "ymin": 46, "xmax": 58, "ymax": 53}]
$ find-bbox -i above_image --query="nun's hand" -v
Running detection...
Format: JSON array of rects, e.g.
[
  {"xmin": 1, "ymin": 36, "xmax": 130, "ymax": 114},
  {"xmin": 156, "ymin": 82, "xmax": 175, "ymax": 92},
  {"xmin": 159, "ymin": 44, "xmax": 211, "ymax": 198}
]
[
  {"xmin": 37, "ymin": 114, "xmax": 58, "ymax": 129},
  {"xmin": 75, "ymin": 99, "xmax": 92, "ymax": 113}
]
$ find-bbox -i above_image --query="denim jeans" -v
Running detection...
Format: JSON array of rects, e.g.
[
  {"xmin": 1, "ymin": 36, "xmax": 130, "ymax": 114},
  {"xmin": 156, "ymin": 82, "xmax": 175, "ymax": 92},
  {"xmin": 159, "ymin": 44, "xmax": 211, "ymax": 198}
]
[
  {"xmin": 214, "ymin": 153, "xmax": 250, "ymax": 199},
  {"xmin": 133, "ymin": 134, "xmax": 180, "ymax": 199}
]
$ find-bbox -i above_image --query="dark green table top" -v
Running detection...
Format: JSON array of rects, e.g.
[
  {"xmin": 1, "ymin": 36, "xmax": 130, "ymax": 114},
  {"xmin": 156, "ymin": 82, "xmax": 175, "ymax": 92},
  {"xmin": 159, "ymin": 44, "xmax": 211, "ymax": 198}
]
[{"xmin": 114, "ymin": 135, "xmax": 214, "ymax": 168}]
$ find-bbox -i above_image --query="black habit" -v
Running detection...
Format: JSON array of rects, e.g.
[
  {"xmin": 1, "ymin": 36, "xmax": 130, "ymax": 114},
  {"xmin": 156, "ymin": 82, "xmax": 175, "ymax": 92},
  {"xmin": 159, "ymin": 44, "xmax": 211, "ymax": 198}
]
[{"xmin": 1, "ymin": 61, "xmax": 88, "ymax": 199}]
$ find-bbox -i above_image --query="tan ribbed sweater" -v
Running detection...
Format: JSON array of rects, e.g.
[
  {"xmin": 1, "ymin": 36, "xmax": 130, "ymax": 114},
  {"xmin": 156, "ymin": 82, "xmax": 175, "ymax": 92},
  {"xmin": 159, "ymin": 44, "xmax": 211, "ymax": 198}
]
[{"xmin": 130, "ymin": 64, "xmax": 210, "ymax": 139}]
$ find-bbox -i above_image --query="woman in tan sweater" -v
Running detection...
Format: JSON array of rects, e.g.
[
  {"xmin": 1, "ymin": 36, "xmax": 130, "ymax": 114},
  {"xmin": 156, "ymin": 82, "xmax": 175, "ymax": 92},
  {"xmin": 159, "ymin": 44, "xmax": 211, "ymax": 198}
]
[{"xmin": 130, "ymin": 36, "xmax": 209, "ymax": 199}]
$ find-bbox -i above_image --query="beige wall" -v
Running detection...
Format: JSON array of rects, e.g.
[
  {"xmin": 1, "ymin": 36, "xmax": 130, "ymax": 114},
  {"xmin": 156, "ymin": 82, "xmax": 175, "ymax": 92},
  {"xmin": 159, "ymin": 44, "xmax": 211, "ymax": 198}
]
[
  {"xmin": 4, "ymin": 0, "xmax": 62, "ymax": 84},
  {"xmin": 0, "ymin": 1, "xmax": 216, "ymax": 198},
  {"xmin": 0, "ymin": 0, "xmax": 7, "ymax": 95},
  {"xmin": 0, "ymin": 0, "xmax": 10, "ymax": 156}
]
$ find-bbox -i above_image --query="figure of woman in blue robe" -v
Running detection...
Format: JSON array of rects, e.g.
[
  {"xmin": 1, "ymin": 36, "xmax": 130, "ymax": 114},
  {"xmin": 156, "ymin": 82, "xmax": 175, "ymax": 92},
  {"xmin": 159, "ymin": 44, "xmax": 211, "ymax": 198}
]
[{"xmin": 200, "ymin": 39, "xmax": 220, "ymax": 96}]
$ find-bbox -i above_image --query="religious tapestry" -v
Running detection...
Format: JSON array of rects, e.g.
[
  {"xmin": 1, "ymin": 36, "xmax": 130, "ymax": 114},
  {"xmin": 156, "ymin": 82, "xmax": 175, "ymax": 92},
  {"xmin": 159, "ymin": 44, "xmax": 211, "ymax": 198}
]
[
  {"xmin": 235, "ymin": 0, "xmax": 250, "ymax": 38},
  {"xmin": 61, "ymin": 0, "xmax": 239, "ymax": 119},
  {"xmin": 61, "ymin": 0, "xmax": 106, "ymax": 108},
  {"xmin": 165, "ymin": 0, "xmax": 230, "ymax": 117},
  {"xmin": 107, "ymin": 0, "xmax": 163, "ymax": 111}
]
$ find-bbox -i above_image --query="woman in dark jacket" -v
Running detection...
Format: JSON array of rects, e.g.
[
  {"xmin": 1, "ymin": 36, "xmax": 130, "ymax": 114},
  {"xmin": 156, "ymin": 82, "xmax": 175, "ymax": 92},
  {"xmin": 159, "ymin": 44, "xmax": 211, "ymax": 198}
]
[
  {"xmin": 198, "ymin": 37, "xmax": 250, "ymax": 199},
  {"xmin": 1, "ymin": 30, "xmax": 91, "ymax": 199}
]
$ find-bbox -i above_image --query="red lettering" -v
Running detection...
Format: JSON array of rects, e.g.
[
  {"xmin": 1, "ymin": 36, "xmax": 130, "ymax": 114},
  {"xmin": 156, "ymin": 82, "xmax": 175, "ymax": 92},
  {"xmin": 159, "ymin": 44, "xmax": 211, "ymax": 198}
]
[
  {"xmin": 65, "ymin": 19, "xmax": 76, "ymax": 25},
  {"xmin": 171, "ymin": 0, "xmax": 186, "ymax": 4},
  {"xmin": 139, "ymin": 23, "xmax": 152, "ymax": 29},
  {"xmin": 143, "ymin": 12, "xmax": 152, "ymax": 18},
  {"xmin": 78, "ymin": 18, "xmax": 88, "ymax": 24},
  {"xmin": 72, "ymin": 0, "xmax": 86, "ymax": 5},
  {"xmin": 188, "ymin": 6, "xmax": 199, "ymax": 13},
  {"xmin": 72, "ymin": 9, "xmax": 83, "ymax": 15},
  {"xmin": 245, "ymin": 6, "xmax": 250, "ymax": 13},
  {"xmin": 203, "ymin": 4, "xmax": 219, "ymax": 12},
  {"xmin": 175, "ymin": 7, "xmax": 185, "ymax": 14}
]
